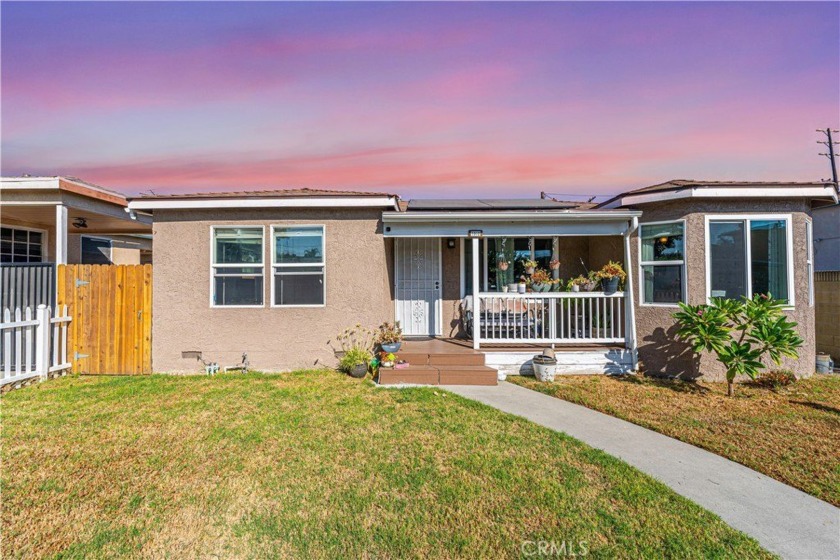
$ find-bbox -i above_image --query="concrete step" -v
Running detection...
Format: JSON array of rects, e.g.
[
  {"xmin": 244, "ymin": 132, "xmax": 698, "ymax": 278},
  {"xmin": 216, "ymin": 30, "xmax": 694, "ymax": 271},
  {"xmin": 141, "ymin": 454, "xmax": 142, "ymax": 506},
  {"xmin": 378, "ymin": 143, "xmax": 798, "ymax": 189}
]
[{"xmin": 437, "ymin": 365, "xmax": 498, "ymax": 386}]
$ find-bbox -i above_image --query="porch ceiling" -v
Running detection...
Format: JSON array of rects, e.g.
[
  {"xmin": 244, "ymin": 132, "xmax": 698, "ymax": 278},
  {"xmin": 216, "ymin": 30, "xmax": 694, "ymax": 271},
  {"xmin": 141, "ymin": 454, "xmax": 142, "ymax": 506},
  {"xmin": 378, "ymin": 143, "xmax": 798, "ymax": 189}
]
[
  {"xmin": 1, "ymin": 205, "xmax": 152, "ymax": 235},
  {"xmin": 382, "ymin": 210, "xmax": 641, "ymax": 237}
]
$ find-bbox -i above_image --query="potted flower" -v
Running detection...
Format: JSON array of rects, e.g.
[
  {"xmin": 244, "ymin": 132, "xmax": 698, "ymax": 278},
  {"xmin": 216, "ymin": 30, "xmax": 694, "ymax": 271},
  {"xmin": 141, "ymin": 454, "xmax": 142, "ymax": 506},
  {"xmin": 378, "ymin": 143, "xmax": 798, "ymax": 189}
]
[
  {"xmin": 497, "ymin": 259, "xmax": 510, "ymax": 271},
  {"xmin": 336, "ymin": 324, "xmax": 374, "ymax": 378},
  {"xmin": 530, "ymin": 268, "xmax": 551, "ymax": 292},
  {"xmin": 523, "ymin": 259, "xmax": 538, "ymax": 275},
  {"xmin": 549, "ymin": 258, "xmax": 561, "ymax": 271},
  {"xmin": 596, "ymin": 261, "xmax": 626, "ymax": 294},
  {"xmin": 339, "ymin": 348, "xmax": 372, "ymax": 378},
  {"xmin": 381, "ymin": 352, "xmax": 397, "ymax": 368},
  {"xmin": 568, "ymin": 275, "xmax": 588, "ymax": 292},
  {"xmin": 375, "ymin": 321, "xmax": 403, "ymax": 353}
]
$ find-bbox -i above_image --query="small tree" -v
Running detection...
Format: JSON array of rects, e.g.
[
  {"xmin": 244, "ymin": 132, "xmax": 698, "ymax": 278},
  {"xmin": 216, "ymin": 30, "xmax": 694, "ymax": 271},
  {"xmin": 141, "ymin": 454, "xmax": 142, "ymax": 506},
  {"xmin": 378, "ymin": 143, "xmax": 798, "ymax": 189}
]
[{"xmin": 673, "ymin": 295, "xmax": 803, "ymax": 396}]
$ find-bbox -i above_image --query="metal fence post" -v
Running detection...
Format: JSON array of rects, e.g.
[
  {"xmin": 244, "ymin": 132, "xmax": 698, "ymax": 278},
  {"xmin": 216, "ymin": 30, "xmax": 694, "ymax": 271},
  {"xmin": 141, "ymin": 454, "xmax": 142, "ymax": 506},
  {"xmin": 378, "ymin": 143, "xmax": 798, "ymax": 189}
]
[{"xmin": 35, "ymin": 304, "xmax": 51, "ymax": 379}]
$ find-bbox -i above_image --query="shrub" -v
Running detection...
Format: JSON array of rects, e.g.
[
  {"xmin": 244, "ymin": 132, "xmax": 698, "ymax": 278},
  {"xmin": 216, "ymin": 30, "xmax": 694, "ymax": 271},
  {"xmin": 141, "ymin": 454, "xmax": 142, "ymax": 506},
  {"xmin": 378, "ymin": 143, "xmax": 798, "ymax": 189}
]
[{"xmin": 752, "ymin": 370, "xmax": 797, "ymax": 389}]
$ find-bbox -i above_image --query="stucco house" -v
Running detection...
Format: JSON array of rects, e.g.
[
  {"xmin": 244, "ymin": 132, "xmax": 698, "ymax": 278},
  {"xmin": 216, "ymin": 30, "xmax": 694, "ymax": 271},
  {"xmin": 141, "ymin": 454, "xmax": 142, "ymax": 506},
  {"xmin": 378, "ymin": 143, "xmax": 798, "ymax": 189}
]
[{"xmin": 126, "ymin": 180, "xmax": 837, "ymax": 384}]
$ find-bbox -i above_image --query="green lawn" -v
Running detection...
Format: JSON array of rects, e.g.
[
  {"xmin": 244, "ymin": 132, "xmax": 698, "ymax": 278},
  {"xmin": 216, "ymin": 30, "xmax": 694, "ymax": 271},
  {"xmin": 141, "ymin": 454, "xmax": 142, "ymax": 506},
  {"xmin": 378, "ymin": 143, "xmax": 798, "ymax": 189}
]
[
  {"xmin": 510, "ymin": 374, "xmax": 840, "ymax": 506},
  {"xmin": 2, "ymin": 372, "xmax": 771, "ymax": 559}
]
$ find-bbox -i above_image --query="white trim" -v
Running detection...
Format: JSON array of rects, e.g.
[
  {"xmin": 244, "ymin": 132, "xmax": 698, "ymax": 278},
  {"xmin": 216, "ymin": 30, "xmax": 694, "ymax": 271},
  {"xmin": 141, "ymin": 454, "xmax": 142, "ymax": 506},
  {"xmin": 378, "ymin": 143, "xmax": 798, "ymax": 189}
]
[
  {"xmin": 209, "ymin": 225, "xmax": 266, "ymax": 309},
  {"xmin": 0, "ymin": 224, "xmax": 49, "ymax": 263},
  {"xmin": 129, "ymin": 196, "xmax": 399, "ymax": 211},
  {"xmin": 383, "ymin": 210, "xmax": 641, "ymax": 222},
  {"xmin": 704, "ymin": 214, "xmax": 795, "ymax": 306},
  {"xmin": 0, "ymin": 177, "xmax": 60, "ymax": 190},
  {"xmin": 55, "ymin": 205, "xmax": 68, "ymax": 265},
  {"xmin": 601, "ymin": 185, "xmax": 838, "ymax": 209},
  {"xmin": 459, "ymin": 239, "xmax": 465, "ymax": 299},
  {"xmin": 269, "ymin": 224, "xmax": 326, "ymax": 308},
  {"xmin": 637, "ymin": 219, "xmax": 687, "ymax": 307}
]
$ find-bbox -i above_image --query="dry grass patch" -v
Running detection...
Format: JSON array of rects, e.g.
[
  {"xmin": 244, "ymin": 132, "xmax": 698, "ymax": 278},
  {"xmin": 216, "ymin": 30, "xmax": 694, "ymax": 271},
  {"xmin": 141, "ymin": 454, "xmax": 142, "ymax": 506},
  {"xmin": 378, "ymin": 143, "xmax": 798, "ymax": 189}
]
[
  {"xmin": 510, "ymin": 374, "xmax": 840, "ymax": 506},
  {"xmin": 2, "ymin": 372, "xmax": 771, "ymax": 558}
]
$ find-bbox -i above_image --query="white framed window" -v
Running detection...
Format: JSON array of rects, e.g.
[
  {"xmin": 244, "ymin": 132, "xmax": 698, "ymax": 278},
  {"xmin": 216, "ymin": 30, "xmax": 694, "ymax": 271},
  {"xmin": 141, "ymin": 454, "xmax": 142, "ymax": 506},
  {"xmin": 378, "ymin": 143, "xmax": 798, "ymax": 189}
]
[
  {"xmin": 211, "ymin": 226, "xmax": 264, "ymax": 307},
  {"xmin": 705, "ymin": 214, "xmax": 794, "ymax": 305},
  {"xmin": 806, "ymin": 219, "xmax": 814, "ymax": 306},
  {"xmin": 1, "ymin": 226, "xmax": 46, "ymax": 263},
  {"xmin": 639, "ymin": 221, "xmax": 686, "ymax": 305},
  {"xmin": 81, "ymin": 236, "xmax": 112, "ymax": 264},
  {"xmin": 271, "ymin": 225, "xmax": 325, "ymax": 307}
]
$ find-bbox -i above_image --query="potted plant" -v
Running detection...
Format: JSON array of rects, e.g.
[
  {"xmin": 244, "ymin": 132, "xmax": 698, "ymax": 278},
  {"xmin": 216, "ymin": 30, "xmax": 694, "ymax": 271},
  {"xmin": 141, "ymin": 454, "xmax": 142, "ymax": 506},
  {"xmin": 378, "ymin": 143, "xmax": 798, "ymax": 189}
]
[
  {"xmin": 339, "ymin": 348, "xmax": 372, "ymax": 378},
  {"xmin": 518, "ymin": 281, "xmax": 527, "ymax": 294},
  {"xmin": 530, "ymin": 268, "xmax": 551, "ymax": 292},
  {"xmin": 532, "ymin": 349, "xmax": 557, "ymax": 382},
  {"xmin": 336, "ymin": 324, "xmax": 374, "ymax": 378},
  {"xmin": 568, "ymin": 275, "xmax": 588, "ymax": 292},
  {"xmin": 381, "ymin": 352, "xmax": 397, "ymax": 368},
  {"xmin": 375, "ymin": 321, "xmax": 403, "ymax": 353},
  {"xmin": 523, "ymin": 259, "xmax": 538, "ymax": 275},
  {"xmin": 497, "ymin": 259, "xmax": 510, "ymax": 271},
  {"xmin": 549, "ymin": 258, "xmax": 561, "ymax": 271},
  {"xmin": 596, "ymin": 261, "xmax": 626, "ymax": 294}
]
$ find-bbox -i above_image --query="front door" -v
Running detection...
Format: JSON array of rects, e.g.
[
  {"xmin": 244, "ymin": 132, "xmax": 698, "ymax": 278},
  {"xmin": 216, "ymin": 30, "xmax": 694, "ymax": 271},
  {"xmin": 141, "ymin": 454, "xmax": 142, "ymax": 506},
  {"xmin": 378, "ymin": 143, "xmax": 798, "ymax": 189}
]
[{"xmin": 395, "ymin": 238, "xmax": 441, "ymax": 336}]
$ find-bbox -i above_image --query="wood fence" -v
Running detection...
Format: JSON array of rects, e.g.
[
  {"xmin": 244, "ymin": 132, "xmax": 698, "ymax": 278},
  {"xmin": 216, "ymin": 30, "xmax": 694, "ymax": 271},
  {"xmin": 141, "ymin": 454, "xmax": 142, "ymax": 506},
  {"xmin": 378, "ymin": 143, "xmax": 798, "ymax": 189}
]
[
  {"xmin": 57, "ymin": 264, "xmax": 152, "ymax": 375},
  {"xmin": 815, "ymin": 271, "xmax": 840, "ymax": 361}
]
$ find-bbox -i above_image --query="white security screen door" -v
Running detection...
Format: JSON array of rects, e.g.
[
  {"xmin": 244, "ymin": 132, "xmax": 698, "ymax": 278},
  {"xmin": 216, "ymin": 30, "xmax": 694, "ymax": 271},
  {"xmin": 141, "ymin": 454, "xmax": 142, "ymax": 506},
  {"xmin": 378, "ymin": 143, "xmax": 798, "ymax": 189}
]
[{"xmin": 395, "ymin": 238, "xmax": 441, "ymax": 336}]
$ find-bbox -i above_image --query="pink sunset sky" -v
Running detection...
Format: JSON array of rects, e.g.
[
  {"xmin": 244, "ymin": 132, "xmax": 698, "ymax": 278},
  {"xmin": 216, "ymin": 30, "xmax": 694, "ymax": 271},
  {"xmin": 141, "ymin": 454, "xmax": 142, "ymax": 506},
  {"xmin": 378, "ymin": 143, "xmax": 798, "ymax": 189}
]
[{"xmin": 2, "ymin": 2, "xmax": 838, "ymax": 199}]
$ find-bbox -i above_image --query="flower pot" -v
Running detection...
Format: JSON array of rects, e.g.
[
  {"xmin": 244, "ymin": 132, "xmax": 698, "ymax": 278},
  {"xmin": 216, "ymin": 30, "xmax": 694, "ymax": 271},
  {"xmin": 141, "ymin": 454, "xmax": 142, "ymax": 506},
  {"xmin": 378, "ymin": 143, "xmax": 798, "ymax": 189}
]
[
  {"xmin": 508, "ymin": 283, "xmax": 519, "ymax": 293},
  {"xmin": 582, "ymin": 281, "xmax": 597, "ymax": 292},
  {"xmin": 348, "ymin": 362, "xmax": 368, "ymax": 378},
  {"xmin": 602, "ymin": 277, "xmax": 619, "ymax": 294},
  {"xmin": 526, "ymin": 267, "xmax": 535, "ymax": 275},
  {"xmin": 380, "ymin": 342, "xmax": 402, "ymax": 353},
  {"xmin": 571, "ymin": 284, "xmax": 580, "ymax": 292},
  {"xmin": 497, "ymin": 371, "xmax": 507, "ymax": 382},
  {"xmin": 518, "ymin": 283, "xmax": 526, "ymax": 294},
  {"xmin": 502, "ymin": 285, "xmax": 509, "ymax": 293},
  {"xmin": 532, "ymin": 355, "xmax": 557, "ymax": 382}
]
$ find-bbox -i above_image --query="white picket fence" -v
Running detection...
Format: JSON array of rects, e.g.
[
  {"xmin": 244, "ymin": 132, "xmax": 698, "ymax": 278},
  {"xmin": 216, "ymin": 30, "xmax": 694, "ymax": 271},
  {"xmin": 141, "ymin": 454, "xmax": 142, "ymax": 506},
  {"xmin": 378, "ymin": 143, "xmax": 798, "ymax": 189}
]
[{"xmin": 0, "ymin": 305, "xmax": 72, "ymax": 387}]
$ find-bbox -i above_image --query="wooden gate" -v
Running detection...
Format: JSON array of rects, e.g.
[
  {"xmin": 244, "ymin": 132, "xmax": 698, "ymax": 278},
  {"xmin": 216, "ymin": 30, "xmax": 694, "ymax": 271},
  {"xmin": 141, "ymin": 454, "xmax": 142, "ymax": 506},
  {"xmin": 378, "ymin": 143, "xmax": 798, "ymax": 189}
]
[{"xmin": 57, "ymin": 264, "xmax": 152, "ymax": 374}]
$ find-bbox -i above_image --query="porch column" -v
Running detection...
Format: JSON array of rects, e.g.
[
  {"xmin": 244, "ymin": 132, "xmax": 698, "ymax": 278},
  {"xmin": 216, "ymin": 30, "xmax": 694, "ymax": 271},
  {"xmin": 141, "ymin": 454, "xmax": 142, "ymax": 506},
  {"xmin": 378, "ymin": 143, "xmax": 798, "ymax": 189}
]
[
  {"xmin": 623, "ymin": 218, "xmax": 638, "ymax": 370},
  {"xmin": 55, "ymin": 204, "xmax": 68, "ymax": 265},
  {"xmin": 472, "ymin": 236, "xmax": 480, "ymax": 350}
]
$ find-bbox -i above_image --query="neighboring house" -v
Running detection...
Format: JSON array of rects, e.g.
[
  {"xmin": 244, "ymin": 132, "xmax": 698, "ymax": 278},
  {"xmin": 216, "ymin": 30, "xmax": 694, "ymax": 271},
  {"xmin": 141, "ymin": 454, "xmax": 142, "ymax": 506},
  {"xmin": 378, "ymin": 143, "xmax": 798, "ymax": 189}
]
[
  {"xmin": 128, "ymin": 180, "xmax": 837, "ymax": 382},
  {"xmin": 0, "ymin": 177, "xmax": 153, "ymax": 308},
  {"xmin": 812, "ymin": 202, "xmax": 840, "ymax": 271}
]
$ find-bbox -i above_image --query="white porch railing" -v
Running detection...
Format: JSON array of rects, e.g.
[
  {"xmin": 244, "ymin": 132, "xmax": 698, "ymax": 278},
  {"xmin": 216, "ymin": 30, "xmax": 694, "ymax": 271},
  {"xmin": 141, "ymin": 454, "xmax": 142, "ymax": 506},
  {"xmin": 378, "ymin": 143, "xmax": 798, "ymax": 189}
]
[
  {"xmin": 1, "ymin": 304, "xmax": 72, "ymax": 386},
  {"xmin": 470, "ymin": 292, "xmax": 625, "ymax": 345}
]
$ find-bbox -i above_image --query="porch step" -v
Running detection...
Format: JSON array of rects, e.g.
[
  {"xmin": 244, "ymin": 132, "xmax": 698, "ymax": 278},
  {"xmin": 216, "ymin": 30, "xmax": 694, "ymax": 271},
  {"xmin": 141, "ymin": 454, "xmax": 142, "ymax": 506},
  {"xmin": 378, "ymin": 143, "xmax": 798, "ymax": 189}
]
[
  {"xmin": 437, "ymin": 365, "xmax": 498, "ymax": 386},
  {"xmin": 377, "ymin": 364, "xmax": 498, "ymax": 386},
  {"xmin": 378, "ymin": 365, "xmax": 439, "ymax": 386},
  {"xmin": 429, "ymin": 353, "xmax": 485, "ymax": 367}
]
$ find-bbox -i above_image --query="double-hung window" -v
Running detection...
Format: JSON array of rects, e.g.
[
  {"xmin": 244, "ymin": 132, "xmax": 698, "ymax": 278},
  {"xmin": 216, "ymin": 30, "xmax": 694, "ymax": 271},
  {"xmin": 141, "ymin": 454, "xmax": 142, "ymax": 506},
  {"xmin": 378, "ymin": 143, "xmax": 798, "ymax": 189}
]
[
  {"xmin": 1, "ymin": 227, "xmax": 45, "ymax": 263},
  {"xmin": 639, "ymin": 221, "xmax": 685, "ymax": 304},
  {"xmin": 272, "ymin": 226, "xmax": 325, "ymax": 306},
  {"xmin": 212, "ymin": 227, "xmax": 264, "ymax": 307},
  {"xmin": 707, "ymin": 216, "xmax": 792, "ymax": 304}
]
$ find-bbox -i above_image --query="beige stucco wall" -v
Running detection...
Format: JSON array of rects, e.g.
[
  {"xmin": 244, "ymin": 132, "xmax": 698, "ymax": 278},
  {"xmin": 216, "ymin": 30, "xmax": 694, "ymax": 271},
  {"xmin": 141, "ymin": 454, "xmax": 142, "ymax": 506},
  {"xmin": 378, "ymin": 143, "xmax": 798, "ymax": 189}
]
[
  {"xmin": 629, "ymin": 199, "xmax": 816, "ymax": 380},
  {"xmin": 151, "ymin": 208, "xmax": 394, "ymax": 372}
]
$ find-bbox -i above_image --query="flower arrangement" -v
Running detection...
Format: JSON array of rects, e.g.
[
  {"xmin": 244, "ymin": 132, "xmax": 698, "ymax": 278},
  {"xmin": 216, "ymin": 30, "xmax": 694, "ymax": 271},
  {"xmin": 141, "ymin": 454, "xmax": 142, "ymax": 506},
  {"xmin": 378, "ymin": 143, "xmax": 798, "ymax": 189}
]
[
  {"xmin": 497, "ymin": 259, "xmax": 510, "ymax": 271},
  {"xmin": 530, "ymin": 268, "xmax": 551, "ymax": 284},
  {"xmin": 523, "ymin": 259, "xmax": 538, "ymax": 270},
  {"xmin": 595, "ymin": 261, "xmax": 626, "ymax": 281},
  {"xmin": 374, "ymin": 321, "xmax": 403, "ymax": 345},
  {"xmin": 568, "ymin": 275, "xmax": 590, "ymax": 287},
  {"xmin": 549, "ymin": 258, "xmax": 561, "ymax": 270}
]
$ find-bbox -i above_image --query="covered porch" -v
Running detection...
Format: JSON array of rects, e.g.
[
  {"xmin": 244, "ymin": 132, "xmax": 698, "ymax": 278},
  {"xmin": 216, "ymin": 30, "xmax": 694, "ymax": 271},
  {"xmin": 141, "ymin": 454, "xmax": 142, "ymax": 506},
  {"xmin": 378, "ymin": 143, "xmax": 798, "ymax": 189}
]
[{"xmin": 382, "ymin": 200, "xmax": 642, "ymax": 375}]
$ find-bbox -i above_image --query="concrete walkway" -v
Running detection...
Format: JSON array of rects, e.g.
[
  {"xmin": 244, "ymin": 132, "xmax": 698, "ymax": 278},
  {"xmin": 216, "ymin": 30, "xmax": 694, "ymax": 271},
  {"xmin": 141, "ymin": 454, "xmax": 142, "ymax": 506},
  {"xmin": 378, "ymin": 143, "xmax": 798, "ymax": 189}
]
[{"xmin": 446, "ymin": 382, "xmax": 839, "ymax": 560}]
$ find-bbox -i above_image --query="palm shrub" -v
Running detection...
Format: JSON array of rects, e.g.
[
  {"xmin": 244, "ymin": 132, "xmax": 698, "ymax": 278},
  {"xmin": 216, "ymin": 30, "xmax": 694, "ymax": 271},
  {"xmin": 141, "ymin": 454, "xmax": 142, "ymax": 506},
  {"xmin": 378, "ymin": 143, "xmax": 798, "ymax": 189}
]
[{"xmin": 673, "ymin": 295, "xmax": 803, "ymax": 397}]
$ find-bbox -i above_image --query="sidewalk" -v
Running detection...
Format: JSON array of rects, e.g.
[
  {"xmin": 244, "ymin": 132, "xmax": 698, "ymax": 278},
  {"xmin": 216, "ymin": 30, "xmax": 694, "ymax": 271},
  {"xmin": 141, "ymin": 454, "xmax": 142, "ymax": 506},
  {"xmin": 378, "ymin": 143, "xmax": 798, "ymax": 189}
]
[{"xmin": 446, "ymin": 382, "xmax": 840, "ymax": 560}]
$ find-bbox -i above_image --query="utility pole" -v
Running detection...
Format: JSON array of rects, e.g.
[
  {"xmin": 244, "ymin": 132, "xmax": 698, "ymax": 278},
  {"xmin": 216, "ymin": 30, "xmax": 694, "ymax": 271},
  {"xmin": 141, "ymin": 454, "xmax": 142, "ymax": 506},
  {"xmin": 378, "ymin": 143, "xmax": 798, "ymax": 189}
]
[{"xmin": 817, "ymin": 128, "xmax": 839, "ymax": 191}]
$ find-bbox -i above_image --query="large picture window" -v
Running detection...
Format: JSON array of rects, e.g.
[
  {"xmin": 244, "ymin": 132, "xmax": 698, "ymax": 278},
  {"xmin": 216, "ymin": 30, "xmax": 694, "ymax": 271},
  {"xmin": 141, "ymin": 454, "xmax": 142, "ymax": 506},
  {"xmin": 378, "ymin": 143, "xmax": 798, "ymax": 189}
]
[
  {"xmin": 272, "ymin": 226, "xmax": 325, "ymax": 306},
  {"xmin": 1, "ymin": 227, "xmax": 45, "ymax": 263},
  {"xmin": 639, "ymin": 221, "xmax": 685, "ymax": 304},
  {"xmin": 212, "ymin": 227, "xmax": 264, "ymax": 307},
  {"xmin": 707, "ymin": 216, "xmax": 791, "ymax": 304}
]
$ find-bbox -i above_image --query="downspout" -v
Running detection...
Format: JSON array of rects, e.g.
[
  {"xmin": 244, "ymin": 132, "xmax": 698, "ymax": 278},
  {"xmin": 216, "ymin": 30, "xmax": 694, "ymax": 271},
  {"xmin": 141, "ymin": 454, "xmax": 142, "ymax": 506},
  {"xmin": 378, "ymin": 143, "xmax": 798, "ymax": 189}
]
[{"xmin": 623, "ymin": 217, "xmax": 639, "ymax": 371}]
